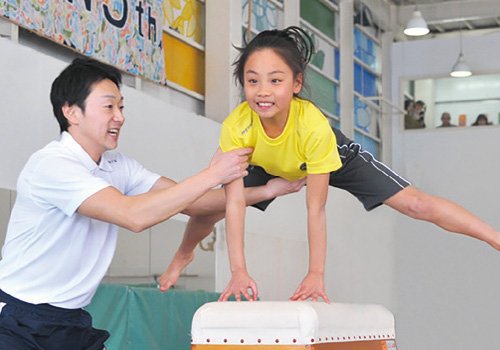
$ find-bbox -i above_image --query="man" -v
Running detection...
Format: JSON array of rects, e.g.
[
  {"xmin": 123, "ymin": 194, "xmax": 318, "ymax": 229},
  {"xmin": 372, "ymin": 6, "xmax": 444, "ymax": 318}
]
[
  {"xmin": 437, "ymin": 112, "xmax": 456, "ymax": 127},
  {"xmin": 0, "ymin": 58, "xmax": 303, "ymax": 349}
]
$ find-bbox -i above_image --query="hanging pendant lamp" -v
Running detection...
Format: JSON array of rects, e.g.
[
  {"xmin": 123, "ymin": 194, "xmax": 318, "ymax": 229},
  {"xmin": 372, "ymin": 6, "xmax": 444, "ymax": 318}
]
[
  {"xmin": 450, "ymin": 26, "xmax": 472, "ymax": 77},
  {"xmin": 450, "ymin": 53, "xmax": 472, "ymax": 77},
  {"xmin": 404, "ymin": 10, "xmax": 429, "ymax": 36}
]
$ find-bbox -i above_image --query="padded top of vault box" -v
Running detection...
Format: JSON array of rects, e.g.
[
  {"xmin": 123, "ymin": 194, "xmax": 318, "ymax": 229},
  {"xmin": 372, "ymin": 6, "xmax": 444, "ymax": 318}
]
[{"xmin": 191, "ymin": 301, "xmax": 395, "ymax": 345}]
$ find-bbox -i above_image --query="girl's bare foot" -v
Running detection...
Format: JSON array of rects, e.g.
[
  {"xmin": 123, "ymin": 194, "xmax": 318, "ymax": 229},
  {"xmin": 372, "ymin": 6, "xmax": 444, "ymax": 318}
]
[
  {"xmin": 490, "ymin": 232, "xmax": 500, "ymax": 251},
  {"xmin": 158, "ymin": 251, "xmax": 195, "ymax": 291}
]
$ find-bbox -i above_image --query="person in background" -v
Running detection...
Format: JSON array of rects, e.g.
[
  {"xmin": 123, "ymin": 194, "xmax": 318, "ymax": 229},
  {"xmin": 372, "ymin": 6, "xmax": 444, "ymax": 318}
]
[
  {"xmin": 414, "ymin": 100, "xmax": 426, "ymax": 128},
  {"xmin": 404, "ymin": 99, "xmax": 421, "ymax": 129},
  {"xmin": 471, "ymin": 113, "xmax": 492, "ymax": 126},
  {"xmin": 437, "ymin": 112, "xmax": 456, "ymax": 127}
]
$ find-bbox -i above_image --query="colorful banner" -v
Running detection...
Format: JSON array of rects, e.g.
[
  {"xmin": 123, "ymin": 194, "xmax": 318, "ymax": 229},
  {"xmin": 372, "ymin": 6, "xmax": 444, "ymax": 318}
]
[
  {"xmin": 0, "ymin": 0, "xmax": 166, "ymax": 84},
  {"xmin": 163, "ymin": 0, "xmax": 204, "ymax": 46}
]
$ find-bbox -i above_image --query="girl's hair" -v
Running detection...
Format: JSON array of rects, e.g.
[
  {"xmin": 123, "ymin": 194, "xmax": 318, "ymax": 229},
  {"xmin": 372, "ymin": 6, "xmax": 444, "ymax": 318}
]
[
  {"xmin": 233, "ymin": 26, "xmax": 314, "ymax": 91},
  {"xmin": 472, "ymin": 113, "xmax": 490, "ymax": 125}
]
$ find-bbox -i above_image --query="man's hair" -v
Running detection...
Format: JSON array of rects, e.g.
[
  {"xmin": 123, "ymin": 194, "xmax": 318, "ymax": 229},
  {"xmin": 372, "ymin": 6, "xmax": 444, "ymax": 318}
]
[{"xmin": 50, "ymin": 58, "xmax": 122, "ymax": 133}]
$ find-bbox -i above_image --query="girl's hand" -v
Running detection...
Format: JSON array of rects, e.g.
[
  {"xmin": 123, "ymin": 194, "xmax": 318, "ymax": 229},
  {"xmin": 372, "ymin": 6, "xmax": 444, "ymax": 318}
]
[
  {"xmin": 218, "ymin": 269, "xmax": 258, "ymax": 302},
  {"xmin": 289, "ymin": 271, "xmax": 330, "ymax": 303}
]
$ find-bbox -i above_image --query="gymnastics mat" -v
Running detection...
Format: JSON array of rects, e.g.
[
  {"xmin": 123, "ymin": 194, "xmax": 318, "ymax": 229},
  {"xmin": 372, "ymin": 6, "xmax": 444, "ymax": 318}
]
[{"xmin": 190, "ymin": 301, "xmax": 397, "ymax": 349}]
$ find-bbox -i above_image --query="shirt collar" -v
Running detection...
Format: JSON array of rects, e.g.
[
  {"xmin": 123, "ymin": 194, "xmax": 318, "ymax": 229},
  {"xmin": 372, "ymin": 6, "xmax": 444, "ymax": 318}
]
[{"xmin": 60, "ymin": 132, "xmax": 114, "ymax": 172}]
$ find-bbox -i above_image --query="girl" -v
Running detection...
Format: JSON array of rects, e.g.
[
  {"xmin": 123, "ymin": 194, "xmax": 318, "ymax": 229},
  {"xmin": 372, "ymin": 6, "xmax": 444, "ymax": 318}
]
[{"xmin": 215, "ymin": 26, "xmax": 500, "ymax": 303}]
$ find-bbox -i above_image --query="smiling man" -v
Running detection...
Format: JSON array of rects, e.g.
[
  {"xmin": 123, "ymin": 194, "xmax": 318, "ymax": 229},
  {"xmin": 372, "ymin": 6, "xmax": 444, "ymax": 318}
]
[{"xmin": 0, "ymin": 58, "xmax": 305, "ymax": 349}]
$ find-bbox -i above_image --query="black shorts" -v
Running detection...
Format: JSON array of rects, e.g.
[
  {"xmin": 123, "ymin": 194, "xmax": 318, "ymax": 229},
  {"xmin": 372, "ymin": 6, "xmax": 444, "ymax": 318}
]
[
  {"xmin": 245, "ymin": 128, "xmax": 410, "ymax": 212},
  {"xmin": 0, "ymin": 289, "xmax": 109, "ymax": 350}
]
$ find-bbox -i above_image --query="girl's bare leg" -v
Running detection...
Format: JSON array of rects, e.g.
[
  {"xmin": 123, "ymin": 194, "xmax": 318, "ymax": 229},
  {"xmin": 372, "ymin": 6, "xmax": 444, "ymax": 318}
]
[
  {"xmin": 158, "ymin": 212, "xmax": 224, "ymax": 291},
  {"xmin": 159, "ymin": 177, "xmax": 306, "ymax": 291},
  {"xmin": 384, "ymin": 186, "xmax": 500, "ymax": 250}
]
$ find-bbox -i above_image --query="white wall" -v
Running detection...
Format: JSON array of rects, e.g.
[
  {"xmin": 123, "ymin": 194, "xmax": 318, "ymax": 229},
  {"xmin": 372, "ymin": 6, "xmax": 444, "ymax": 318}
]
[
  {"xmin": 0, "ymin": 189, "xmax": 14, "ymax": 251},
  {"xmin": 0, "ymin": 39, "xmax": 62, "ymax": 189},
  {"xmin": 392, "ymin": 30, "xmax": 500, "ymax": 81},
  {"xmin": 392, "ymin": 32, "xmax": 500, "ymax": 349},
  {"xmin": 396, "ymin": 127, "xmax": 500, "ymax": 350}
]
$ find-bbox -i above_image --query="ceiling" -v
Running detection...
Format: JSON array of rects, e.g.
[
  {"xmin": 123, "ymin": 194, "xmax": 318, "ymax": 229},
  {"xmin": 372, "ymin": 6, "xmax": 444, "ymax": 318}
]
[{"xmin": 391, "ymin": 0, "xmax": 500, "ymax": 37}]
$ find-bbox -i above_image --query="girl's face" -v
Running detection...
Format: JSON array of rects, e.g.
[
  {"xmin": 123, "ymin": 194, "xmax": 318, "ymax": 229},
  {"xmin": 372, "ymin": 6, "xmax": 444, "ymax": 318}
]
[{"xmin": 243, "ymin": 49, "xmax": 302, "ymax": 124}]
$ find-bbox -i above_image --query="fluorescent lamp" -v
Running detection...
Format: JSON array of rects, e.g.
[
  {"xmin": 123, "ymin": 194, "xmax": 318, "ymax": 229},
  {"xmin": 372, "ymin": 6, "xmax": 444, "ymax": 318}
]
[{"xmin": 404, "ymin": 10, "xmax": 430, "ymax": 36}]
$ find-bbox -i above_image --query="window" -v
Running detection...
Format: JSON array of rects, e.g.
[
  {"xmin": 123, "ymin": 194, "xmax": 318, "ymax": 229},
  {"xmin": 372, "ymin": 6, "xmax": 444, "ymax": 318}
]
[
  {"xmin": 163, "ymin": 0, "xmax": 206, "ymax": 99},
  {"xmin": 300, "ymin": 0, "xmax": 339, "ymax": 126}
]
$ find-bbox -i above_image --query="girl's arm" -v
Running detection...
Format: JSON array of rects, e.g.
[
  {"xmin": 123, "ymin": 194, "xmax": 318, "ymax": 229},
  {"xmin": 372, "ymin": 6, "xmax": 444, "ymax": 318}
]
[
  {"xmin": 290, "ymin": 173, "xmax": 330, "ymax": 303},
  {"xmin": 218, "ymin": 177, "xmax": 258, "ymax": 301}
]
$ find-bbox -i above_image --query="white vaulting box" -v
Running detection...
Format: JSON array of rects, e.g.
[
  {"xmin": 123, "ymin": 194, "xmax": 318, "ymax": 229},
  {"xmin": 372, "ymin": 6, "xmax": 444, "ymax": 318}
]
[{"xmin": 190, "ymin": 301, "xmax": 397, "ymax": 350}]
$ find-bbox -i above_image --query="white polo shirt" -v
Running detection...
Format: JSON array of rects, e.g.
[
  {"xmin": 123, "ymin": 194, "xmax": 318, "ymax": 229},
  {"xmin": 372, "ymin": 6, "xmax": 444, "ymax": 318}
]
[{"xmin": 0, "ymin": 132, "xmax": 160, "ymax": 309}]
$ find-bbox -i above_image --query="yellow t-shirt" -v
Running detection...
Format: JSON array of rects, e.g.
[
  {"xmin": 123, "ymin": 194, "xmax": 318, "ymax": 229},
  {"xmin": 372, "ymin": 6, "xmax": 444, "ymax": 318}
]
[{"xmin": 219, "ymin": 98, "xmax": 342, "ymax": 181}]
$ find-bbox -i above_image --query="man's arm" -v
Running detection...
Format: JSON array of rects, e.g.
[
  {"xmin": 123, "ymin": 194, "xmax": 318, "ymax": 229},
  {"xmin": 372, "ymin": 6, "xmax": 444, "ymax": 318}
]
[
  {"xmin": 77, "ymin": 148, "xmax": 251, "ymax": 232},
  {"xmin": 165, "ymin": 175, "xmax": 306, "ymax": 217}
]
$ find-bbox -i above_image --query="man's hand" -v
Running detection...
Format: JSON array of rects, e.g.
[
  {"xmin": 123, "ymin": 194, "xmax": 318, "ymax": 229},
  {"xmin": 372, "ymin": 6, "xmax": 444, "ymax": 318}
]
[
  {"xmin": 266, "ymin": 177, "xmax": 306, "ymax": 198},
  {"xmin": 218, "ymin": 269, "xmax": 258, "ymax": 302},
  {"xmin": 208, "ymin": 148, "xmax": 252, "ymax": 186},
  {"xmin": 289, "ymin": 271, "xmax": 330, "ymax": 303}
]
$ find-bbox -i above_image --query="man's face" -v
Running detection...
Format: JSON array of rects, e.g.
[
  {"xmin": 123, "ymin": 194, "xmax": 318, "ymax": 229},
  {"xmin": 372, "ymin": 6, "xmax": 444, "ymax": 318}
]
[
  {"xmin": 65, "ymin": 79, "xmax": 124, "ymax": 162},
  {"xmin": 442, "ymin": 114, "xmax": 451, "ymax": 125}
]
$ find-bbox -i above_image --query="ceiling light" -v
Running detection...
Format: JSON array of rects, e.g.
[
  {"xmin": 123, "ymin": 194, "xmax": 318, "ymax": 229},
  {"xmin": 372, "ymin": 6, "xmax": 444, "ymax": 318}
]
[
  {"xmin": 404, "ymin": 10, "xmax": 430, "ymax": 36},
  {"xmin": 450, "ymin": 26, "xmax": 472, "ymax": 78},
  {"xmin": 450, "ymin": 53, "xmax": 472, "ymax": 78}
]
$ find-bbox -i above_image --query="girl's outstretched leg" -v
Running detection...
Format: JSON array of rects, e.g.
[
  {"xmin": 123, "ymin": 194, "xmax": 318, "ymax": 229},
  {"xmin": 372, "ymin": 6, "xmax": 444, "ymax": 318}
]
[{"xmin": 384, "ymin": 186, "xmax": 500, "ymax": 250}]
